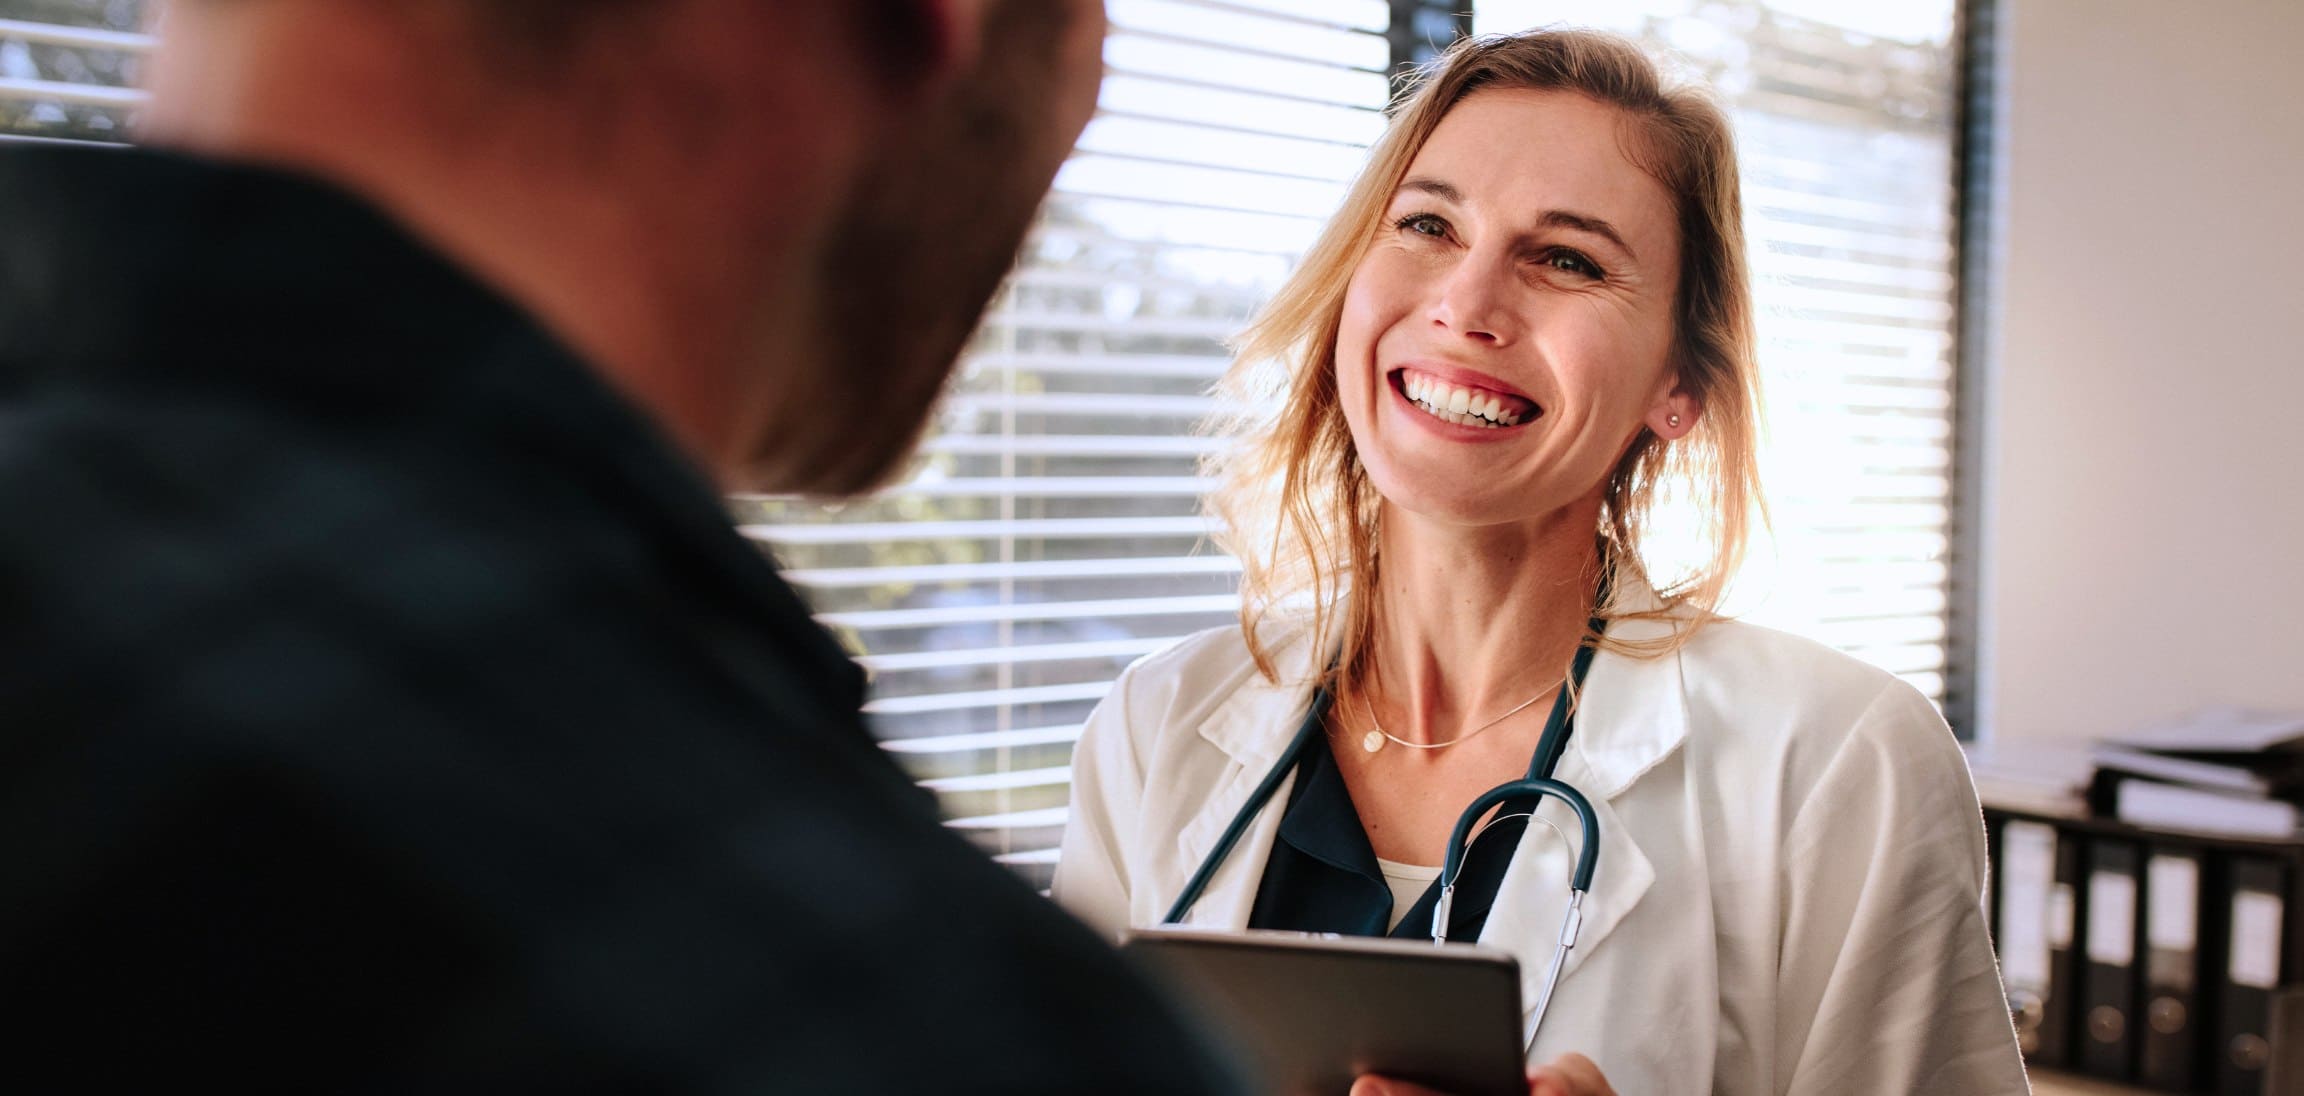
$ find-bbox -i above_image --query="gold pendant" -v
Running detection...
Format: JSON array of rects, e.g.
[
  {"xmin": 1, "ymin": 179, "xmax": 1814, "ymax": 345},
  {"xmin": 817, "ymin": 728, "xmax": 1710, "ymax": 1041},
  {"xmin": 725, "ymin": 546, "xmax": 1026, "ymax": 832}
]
[{"xmin": 1362, "ymin": 729, "xmax": 1385, "ymax": 754}]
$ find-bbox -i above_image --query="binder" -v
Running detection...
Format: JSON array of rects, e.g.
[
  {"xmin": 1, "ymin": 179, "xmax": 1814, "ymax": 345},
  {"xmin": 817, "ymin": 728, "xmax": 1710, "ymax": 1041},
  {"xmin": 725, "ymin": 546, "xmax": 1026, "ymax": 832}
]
[
  {"xmin": 2139, "ymin": 846, "xmax": 2207, "ymax": 1090},
  {"xmin": 2042, "ymin": 830, "xmax": 2085, "ymax": 1067},
  {"xmin": 1994, "ymin": 820, "xmax": 2059, "ymax": 1059},
  {"xmin": 2266, "ymin": 987, "xmax": 2304, "ymax": 1096},
  {"xmin": 2217, "ymin": 855, "xmax": 2290, "ymax": 1095},
  {"xmin": 1974, "ymin": 804, "xmax": 2304, "ymax": 1091},
  {"xmin": 2080, "ymin": 837, "xmax": 2143, "ymax": 1081}
]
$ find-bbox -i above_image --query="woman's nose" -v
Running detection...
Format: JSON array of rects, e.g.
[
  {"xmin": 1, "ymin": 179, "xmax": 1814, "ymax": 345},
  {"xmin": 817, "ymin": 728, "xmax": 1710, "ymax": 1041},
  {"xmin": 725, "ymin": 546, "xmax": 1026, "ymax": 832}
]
[{"xmin": 1426, "ymin": 253, "xmax": 1517, "ymax": 346}]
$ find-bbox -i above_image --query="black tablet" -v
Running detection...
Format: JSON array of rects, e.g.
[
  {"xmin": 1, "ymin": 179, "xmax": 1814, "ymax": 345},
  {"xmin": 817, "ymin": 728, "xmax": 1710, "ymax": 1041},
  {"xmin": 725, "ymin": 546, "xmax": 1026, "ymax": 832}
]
[{"xmin": 1121, "ymin": 927, "xmax": 1527, "ymax": 1096}]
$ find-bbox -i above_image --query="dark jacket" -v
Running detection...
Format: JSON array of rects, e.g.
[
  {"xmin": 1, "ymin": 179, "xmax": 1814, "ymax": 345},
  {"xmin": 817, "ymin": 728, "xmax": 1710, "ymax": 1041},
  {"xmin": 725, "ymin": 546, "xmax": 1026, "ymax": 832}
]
[{"xmin": 0, "ymin": 144, "xmax": 1236, "ymax": 1094}]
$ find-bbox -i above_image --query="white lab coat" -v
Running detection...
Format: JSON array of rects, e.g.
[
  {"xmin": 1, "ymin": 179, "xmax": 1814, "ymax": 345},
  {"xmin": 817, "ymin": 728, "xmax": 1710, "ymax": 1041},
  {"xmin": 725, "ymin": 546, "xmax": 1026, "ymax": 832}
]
[{"xmin": 1053, "ymin": 598, "xmax": 2033, "ymax": 1095}]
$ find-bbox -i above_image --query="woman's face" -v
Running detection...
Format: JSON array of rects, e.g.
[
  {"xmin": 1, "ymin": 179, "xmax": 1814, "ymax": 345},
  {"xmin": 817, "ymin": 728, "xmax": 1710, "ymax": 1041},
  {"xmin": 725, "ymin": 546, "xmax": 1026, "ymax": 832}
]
[{"xmin": 1334, "ymin": 88, "xmax": 1692, "ymax": 530}]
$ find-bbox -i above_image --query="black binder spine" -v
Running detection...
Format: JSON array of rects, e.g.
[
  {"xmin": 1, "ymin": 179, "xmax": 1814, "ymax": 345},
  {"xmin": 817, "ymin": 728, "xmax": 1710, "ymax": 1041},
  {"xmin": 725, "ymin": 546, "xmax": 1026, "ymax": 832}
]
[
  {"xmin": 2080, "ymin": 837, "xmax": 2143, "ymax": 1081},
  {"xmin": 2217, "ymin": 855, "xmax": 2290, "ymax": 1096},
  {"xmin": 2140, "ymin": 846, "xmax": 2207, "ymax": 1090}
]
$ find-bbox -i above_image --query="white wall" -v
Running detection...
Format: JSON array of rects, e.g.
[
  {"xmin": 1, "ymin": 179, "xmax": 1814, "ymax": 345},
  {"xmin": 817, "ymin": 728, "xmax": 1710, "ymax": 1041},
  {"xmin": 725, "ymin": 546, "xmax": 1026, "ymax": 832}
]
[{"xmin": 1984, "ymin": 0, "xmax": 2304, "ymax": 744}]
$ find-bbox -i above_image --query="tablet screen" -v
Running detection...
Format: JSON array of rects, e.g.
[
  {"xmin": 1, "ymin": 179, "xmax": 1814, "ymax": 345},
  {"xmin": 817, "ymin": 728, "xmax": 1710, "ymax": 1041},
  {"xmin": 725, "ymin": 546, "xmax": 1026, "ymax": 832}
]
[{"xmin": 1122, "ymin": 928, "xmax": 1526, "ymax": 1096}]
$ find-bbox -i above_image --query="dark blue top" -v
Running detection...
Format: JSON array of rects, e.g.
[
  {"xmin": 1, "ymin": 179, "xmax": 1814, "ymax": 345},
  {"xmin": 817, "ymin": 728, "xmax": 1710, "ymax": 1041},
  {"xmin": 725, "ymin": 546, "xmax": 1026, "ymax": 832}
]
[
  {"xmin": 0, "ymin": 144, "xmax": 1240, "ymax": 1095},
  {"xmin": 1246, "ymin": 721, "xmax": 1534, "ymax": 941}
]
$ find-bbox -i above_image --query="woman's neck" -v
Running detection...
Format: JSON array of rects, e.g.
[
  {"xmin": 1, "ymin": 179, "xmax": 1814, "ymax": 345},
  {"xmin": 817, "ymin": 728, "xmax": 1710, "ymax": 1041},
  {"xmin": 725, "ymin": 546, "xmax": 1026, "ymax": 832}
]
[{"xmin": 1360, "ymin": 496, "xmax": 1605, "ymax": 743}]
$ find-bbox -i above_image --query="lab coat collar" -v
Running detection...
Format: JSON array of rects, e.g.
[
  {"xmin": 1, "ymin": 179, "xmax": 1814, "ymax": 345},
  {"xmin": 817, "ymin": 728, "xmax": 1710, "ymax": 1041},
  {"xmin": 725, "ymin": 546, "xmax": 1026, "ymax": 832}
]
[
  {"xmin": 1485, "ymin": 603, "xmax": 1689, "ymax": 1027},
  {"xmin": 1169, "ymin": 622, "xmax": 1323, "ymax": 928},
  {"xmin": 1566, "ymin": 580, "xmax": 1695, "ymax": 799}
]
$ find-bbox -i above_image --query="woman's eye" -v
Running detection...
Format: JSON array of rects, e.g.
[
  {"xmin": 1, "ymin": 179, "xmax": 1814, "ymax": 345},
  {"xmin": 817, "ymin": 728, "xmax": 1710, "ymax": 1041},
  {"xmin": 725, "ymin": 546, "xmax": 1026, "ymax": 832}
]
[
  {"xmin": 1395, "ymin": 213, "xmax": 1448, "ymax": 239},
  {"xmin": 1543, "ymin": 249, "xmax": 1603, "ymax": 280}
]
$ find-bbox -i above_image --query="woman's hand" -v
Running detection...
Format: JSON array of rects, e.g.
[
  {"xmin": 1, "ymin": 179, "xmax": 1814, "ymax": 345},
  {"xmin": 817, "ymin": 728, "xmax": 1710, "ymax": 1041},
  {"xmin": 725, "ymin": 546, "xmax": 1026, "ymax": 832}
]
[
  {"xmin": 1348, "ymin": 1053, "xmax": 1616, "ymax": 1096},
  {"xmin": 1526, "ymin": 1054, "xmax": 1615, "ymax": 1096}
]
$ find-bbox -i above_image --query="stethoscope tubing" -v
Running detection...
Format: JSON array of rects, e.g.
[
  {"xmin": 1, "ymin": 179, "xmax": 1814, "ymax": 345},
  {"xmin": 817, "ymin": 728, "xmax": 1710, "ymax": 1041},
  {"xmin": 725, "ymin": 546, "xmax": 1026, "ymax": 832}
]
[
  {"xmin": 1158, "ymin": 686, "xmax": 1332, "ymax": 927},
  {"xmin": 1162, "ymin": 625, "xmax": 1604, "ymax": 931},
  {"xmin": 1157, "ymin": 616, "xmax": 1609, "ymax": 1056}
]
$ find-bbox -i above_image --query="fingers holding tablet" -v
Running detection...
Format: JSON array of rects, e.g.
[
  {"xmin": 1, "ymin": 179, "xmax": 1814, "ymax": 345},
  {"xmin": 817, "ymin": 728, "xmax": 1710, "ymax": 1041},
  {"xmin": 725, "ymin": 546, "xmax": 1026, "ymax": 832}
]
[
  {"xmin": 1529, "ymin": 1053, "xmax": 1616, "ymax": 1096},
  {"xmin": 1349, "ymin": 1052, "xmax": 1616, "ymax": 1096}
]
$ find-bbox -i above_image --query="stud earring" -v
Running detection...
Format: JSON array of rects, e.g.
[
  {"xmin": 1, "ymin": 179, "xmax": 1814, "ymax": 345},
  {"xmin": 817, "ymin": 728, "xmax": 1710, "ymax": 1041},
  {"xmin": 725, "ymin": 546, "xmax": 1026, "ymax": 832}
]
[{"xmin": 1667, "ymin": 413, "xmax": 1682, "ymax": 429}]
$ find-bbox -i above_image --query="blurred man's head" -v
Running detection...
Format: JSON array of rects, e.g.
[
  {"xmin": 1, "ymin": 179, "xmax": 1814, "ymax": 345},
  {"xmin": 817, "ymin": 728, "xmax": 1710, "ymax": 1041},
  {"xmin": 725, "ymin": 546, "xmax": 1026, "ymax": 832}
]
[{"xmin": 143, "ymin": 0, "xmax": 1106, "ymax": 494}]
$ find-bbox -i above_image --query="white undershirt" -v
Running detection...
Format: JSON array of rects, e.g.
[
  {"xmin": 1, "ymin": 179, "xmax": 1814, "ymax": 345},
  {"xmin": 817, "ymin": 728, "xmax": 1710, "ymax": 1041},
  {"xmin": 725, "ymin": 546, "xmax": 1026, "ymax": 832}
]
[{"xmin": 1376, "ymin": 857, "xmax": 1443, "ymax": 932}]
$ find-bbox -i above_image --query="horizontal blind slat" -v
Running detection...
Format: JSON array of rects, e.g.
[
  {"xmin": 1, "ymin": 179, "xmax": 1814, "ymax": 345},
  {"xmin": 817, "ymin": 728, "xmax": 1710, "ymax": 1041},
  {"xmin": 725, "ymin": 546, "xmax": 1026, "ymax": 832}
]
[
  {"xmin": 748, "ymin": 514, "xmax": 1215, "ymax": 545},
  {"xmin": 816, "ymin": 595, "xmax": 1240, "ymax": 632},
  {"xmin": 0, "ymin": 17, "xmax": 155, "ymax": 52},
  {"xmin": 881, "ymin": 724, "xmax": 1085, "ymax": 755},
  {"xmin": 857, "ymin": 636, "xmax": 1182, "ymax": 674},
  {"xmin": 785, "ymin": 554, "xmax": 1236, "ymax": 589},
  {"xmin": 945, "ymin": 808, "xmax": 1070, "ymax": 831},
  {"xmin": 0, "ymin": 75, "xmax": 144, "ymax": 108}
]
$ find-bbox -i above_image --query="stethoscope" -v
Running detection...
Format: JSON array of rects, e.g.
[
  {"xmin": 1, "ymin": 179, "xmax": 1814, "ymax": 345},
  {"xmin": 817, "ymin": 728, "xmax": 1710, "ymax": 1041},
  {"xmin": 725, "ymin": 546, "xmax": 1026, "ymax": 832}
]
[{"xmin": 1159, "ymin": 619, "xmax": 1606, "ymax": 1052}]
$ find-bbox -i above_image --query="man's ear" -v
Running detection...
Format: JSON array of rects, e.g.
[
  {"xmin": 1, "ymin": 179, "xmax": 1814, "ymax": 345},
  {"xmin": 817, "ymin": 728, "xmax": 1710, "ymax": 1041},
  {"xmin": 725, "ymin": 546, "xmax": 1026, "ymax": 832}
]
[
  {"xmin": 1646, "ymin": 379, "xmax": 1701, "ymax": 441},
  {"xmin": 857, "ymin": 0, "xmax": 988, "ymax": 95}
]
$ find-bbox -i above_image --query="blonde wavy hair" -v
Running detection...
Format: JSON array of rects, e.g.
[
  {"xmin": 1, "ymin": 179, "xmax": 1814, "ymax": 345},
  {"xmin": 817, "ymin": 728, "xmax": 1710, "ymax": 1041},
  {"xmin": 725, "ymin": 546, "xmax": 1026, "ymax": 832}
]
[{"xmin": 1206, "ymin": 27, "xmax": 1763, "ymax": 688}]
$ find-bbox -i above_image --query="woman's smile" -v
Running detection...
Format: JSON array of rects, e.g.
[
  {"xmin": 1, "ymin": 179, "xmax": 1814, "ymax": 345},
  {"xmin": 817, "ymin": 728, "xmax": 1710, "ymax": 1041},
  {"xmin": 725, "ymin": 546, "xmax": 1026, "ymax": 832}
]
[
  {"xmin": 1387, "ymin": 364, "xmax": 1539, "ymax": 433},
  {"xmin": 1382, "ymin": 368, "xmax": 1548, "ymax": 432}
]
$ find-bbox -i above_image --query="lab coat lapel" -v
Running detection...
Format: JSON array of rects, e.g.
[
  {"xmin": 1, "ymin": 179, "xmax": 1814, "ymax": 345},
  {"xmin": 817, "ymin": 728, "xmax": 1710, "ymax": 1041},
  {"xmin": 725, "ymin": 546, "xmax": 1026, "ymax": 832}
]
[
  {"xmin": 1168, "ymin": 633, "xmax": 1324, "ymax": 929},
  {"xmin": 1480, "ymin": 613, "xmax": 1688, "ymax": 1023}
]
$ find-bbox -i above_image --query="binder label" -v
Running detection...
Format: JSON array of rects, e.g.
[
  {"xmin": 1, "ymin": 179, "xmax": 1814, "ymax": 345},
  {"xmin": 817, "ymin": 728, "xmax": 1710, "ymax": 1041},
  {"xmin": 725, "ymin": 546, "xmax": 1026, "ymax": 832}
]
[
  {"xmin": 2230, "ymin": 890, "xmax": 2284, "ymax": 990},
  {"xmin": 2049, "ymin": 882, "xmax": 2075, "ymax": 949},
  {"xmin": 2089, "ymin": 871, "xmax": 2136, "ymax": 966},
  {"xmin": 2145, "ymin": 855, "xmax": 2199, "ymax": 950},
  {"xmin": 2000, "ymin": 823, "xmax": 2056, "ymax": 988}
]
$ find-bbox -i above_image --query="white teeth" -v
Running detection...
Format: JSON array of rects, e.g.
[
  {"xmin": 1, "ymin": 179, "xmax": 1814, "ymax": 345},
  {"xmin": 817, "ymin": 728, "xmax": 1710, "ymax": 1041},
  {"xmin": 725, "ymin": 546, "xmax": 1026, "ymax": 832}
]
[{"xmin": 1397, "ymin": 370, "xmax": 1533, "ymax": 429}]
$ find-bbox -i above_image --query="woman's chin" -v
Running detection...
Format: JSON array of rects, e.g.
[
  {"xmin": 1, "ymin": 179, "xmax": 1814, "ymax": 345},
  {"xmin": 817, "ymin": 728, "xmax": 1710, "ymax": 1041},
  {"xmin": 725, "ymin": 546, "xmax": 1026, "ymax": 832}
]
[{"xmin": 1371, "ymin": 477, "xmax": 1525, "ymax": 529}]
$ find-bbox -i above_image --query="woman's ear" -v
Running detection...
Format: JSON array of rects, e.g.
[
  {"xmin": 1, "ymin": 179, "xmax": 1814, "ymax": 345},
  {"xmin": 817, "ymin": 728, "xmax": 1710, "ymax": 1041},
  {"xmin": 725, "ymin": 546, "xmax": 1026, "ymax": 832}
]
[{"xmin": 1645, "ymin": 380, "xmax": 1701, "ymax": 441}]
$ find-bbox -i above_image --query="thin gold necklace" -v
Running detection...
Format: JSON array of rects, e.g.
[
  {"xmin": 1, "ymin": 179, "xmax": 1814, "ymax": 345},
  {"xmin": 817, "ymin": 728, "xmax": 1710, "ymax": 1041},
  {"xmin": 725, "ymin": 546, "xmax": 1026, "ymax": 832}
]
[{"xmin": 1352, "ymin": 679, "xmax": 1560, "ymax": 754}]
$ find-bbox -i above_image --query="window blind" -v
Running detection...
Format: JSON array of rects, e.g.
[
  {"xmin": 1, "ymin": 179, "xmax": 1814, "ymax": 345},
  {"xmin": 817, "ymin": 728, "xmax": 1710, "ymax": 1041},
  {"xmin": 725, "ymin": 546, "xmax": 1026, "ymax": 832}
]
[
  {"xmin": 0, "ymin": 3, "xmax": 151, "ymax": 143},
  {"xmin": 742, "ymin": 0, "xmax": 1395, "ymax": 888},
  {"xmin": 1478, "ymin": 0, "xmax": 1967, "ymax": 709}
]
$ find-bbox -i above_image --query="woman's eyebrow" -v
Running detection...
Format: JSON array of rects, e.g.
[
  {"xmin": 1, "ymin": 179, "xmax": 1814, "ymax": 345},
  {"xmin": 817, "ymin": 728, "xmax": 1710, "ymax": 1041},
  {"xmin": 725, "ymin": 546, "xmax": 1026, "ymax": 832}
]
[
  {"xmin": 1397, "ymin": 176, "xmax": 1637, "ymax": 261},
  {"xmin": 1398, "ymin": 175, "xmax": 1463, "ymax": 203},
  {"xmin": 1539, "ymin": 209, "xmax": 1636, "ymax": 261}
]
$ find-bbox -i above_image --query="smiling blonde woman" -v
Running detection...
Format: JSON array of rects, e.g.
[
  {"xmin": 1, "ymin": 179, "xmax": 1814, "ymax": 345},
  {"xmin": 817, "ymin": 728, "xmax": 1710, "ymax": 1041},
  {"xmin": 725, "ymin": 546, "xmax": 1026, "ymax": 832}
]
[{"xmin": 1053, "ymin": 28, "xmax": 2029, "ymax": 1096}]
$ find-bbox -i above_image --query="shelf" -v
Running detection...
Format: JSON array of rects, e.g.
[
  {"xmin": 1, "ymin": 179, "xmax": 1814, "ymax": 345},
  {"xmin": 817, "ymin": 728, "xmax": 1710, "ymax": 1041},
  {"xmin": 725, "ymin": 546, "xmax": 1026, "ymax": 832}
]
[{"xmin": 2027, "ymin": 1068, "xmax": 2159, "ymax": 1095}]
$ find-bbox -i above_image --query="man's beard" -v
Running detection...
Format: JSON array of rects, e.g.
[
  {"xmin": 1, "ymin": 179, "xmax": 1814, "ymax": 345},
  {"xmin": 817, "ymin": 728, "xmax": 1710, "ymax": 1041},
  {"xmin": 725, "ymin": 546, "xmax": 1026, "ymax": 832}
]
[
  {"xmin": 784, "ymin": 156, "xmax": 1040, "ymax": 498},
  {"xmin": 744, "ymin": 3, "xmax": 1083, "ymax": 499}
]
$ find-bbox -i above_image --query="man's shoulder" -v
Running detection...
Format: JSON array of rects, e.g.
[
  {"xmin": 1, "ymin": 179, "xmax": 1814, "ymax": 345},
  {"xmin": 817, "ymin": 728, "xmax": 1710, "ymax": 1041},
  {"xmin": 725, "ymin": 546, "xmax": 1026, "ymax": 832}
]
[{"xmin": 0, "ymin": 358, "xmax": 761, "ymax": 766}]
